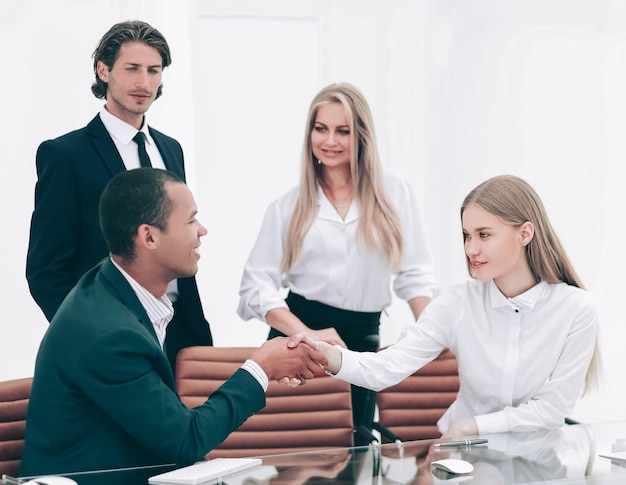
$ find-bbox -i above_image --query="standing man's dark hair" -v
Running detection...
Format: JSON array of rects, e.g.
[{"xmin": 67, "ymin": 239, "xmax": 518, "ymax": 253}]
[
  {"xmin": 91, "ymin": 20, "xmax": 172, "ymax": 100},
  {"xmin": 100, "ymin": 168, "xmax": 182, "ymax": 261}
]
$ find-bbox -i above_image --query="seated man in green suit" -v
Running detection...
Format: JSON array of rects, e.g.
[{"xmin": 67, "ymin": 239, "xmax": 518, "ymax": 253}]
[{"xmin": 19, "ymin": 168, "xmax": 327, "ymax": 476}]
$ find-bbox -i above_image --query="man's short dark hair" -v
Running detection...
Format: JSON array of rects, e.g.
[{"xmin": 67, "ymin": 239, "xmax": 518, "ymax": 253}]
[
  {"xmin": 91, "ymin": 20, "xmax": 172, "ymax": 100},
  {"xmin": 99, "ymin": 168, "xmax": 183, "ymax": 261}
]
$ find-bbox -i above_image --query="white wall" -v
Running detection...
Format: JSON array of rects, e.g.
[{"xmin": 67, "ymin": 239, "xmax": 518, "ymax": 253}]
[{"xmin": 1, "ymin": 0, "xmax": 624, "ymax": 423}]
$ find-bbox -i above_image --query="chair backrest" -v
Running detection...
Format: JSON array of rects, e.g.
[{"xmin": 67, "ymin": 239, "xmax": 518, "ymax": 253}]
[
  {"xmin": 0, "ymin": 377, "xmax": 33, "ymax": 477},
  {"xmin": 375, "ymin": 348, "xmax": 459, "ymax": 442},
  {"xmin": 175, "ymin": 346, "xmax": 354, "ymax": 458}
]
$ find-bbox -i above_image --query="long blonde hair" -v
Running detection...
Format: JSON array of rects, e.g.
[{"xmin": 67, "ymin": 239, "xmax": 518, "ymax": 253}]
[
  {"xmin": 281, "ymin": 83, "xmax": 403, "ymax": 272},
  {"xmin": 461, "ymin": 175, "xmax": 599, "ymax": 391}
]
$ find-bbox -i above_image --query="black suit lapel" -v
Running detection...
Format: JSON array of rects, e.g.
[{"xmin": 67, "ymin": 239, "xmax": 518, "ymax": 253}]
[
  {"xmin": 150, "ymin": 128, "xmax": 186, "ymax": 181},
  {"xmin": 85, "ymin": 116, "xmax": 184, "ymax": 182},
  {"xmin": 85, "ymin": 115, "xmax": 126, "ymax": 178}
]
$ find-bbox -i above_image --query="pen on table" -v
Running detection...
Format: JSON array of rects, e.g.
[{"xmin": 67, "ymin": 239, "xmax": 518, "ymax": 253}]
[{"xmin": 433, "ymin": 438, "xmax": 488, "ymax": 448}]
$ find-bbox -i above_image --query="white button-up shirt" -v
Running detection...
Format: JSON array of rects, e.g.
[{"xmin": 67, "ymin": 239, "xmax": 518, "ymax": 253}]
[
  {"xmin": 237, "ymin": 171, "xmax": 437, "ymax": 320},
  {"xmin": 335, "ymin": 279, "xmax": 598, "ymax": 434}
]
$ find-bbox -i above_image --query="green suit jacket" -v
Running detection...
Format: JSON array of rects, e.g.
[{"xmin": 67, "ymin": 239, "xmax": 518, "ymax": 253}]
[{"xmin": 20, "ymin": 259, "xmax": 265, "ymax": 477}]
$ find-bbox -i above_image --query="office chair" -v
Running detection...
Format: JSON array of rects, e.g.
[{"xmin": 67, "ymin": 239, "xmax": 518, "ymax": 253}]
[
  {"xmin": 175, "ymin": 346, "xmax": 355, "ymax": 458},
  {"xmin": 374, "ymin": 348, "xmax": 459, "ymax": 443},
  {"xmin": 0, "ymin": 377, "xmax": 33, "ymax": 477}
]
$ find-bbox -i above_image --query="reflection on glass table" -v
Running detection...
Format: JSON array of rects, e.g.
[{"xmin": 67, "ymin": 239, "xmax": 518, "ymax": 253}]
[
  {"xmin": 8, "ymin": 421, "xmax": 626, "ymax": 485},
  {"xmin": 379, "ymin": 421, "xmax": 626, "ymax": 484}
]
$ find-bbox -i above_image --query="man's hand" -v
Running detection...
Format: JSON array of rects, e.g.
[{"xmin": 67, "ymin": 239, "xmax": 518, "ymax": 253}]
[
  {"xmin": 288, "ymin": 333, "xmax": 343, "ymax": 374},
  {"xmin": 251, "ymin": 336, "xmax": 328, "ymax": 385}
]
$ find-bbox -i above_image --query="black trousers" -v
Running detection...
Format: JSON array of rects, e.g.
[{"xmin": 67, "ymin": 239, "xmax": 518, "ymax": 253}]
[{"xmin": 268, "ymin": 292, "xmax": 381, "ymax": 444}]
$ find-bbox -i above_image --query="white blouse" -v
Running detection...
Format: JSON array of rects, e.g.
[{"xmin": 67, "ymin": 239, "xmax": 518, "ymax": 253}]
[
  {"xmin": 237, "ymin": 171, "xmax": 437, "ymax": 320},
  {"xmin": 335, "ymin": 279, "xmax": 598, "ymax": 434}
]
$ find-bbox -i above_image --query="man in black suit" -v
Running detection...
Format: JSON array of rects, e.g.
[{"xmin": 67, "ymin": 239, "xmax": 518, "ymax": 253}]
[
  {"xmin": 26, "ymin": 20, "xmax": 211, "ymax": 370},
  {"xmin": 20, "ymin": 168, "xmax": 326, "ymax": 476}
]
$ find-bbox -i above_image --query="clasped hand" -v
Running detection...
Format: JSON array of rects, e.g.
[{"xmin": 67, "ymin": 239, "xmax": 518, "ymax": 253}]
[
  {"xmin": 274, "ymin": 333, "xmax": 342, "ymax": 388},
  {"xmin": 252, "ymin": 335, "xmax": 330, "ymax": 387}
]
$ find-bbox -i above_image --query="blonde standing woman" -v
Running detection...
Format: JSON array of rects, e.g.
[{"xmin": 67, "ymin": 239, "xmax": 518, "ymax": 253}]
[
  {"xmin": 237, "ymin": 83, "xmax": 437, "ymax": 441},
  {"xmin": 293, "ymin": 175, "xmax": 600, "ymax": 438}
]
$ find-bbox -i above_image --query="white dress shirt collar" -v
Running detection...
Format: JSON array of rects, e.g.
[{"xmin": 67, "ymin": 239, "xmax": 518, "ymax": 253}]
[
  {"xmin": 110, "ymin": 258, "xmax": 173, "ymax": 348},
  {"xmin": 99, "ymin": 106, "xmax": 154, "ymax": 147},
  {"xmin": 489, "ymin": 279, "xmax": 546, "ymax": 310},
  {"xmin": 316, "ymin": 183, "xmax": 358, "ymax": 223}
]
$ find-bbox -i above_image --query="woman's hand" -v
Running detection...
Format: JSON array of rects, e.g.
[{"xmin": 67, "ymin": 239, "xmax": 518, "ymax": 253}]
[
  {"xmin": 266, "ymin": 308, "xmax": 347, "ymax": 347},
  {"xmin": 288, "ymin": 333, "xmax": 343, "ymax": 374},
  {"xmin": 307, "ymin": 327, "xmax": 347, "ymax": 348},
  {"xmin": 441, "ymin": 417, "xmax": 478, "ymax": 439}
]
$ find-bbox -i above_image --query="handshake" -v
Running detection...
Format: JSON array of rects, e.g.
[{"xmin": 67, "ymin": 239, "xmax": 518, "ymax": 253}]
[{"xmin": 250, "ymin": 333, "xmax": 343, "ymax": 386}]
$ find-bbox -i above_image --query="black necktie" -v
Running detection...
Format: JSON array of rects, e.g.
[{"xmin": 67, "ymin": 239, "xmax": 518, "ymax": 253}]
[{"xmin": 133, "ymin": 132, "xmax": 152, "ymax": 168}]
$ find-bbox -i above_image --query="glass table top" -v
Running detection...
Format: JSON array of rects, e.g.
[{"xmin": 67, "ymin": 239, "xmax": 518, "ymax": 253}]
[{"xmin": 8, "ymin": 420, "xmax": 626, "ymax": 485}]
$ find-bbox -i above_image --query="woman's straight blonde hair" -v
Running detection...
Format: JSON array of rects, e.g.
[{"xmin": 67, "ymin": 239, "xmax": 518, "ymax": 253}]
[
  {"xmin": 281, "ymin": 83, "xmax": 403, "ymax": 273},
  {"xmin": 461, "ymin": 174, "xmax": 600, "ymax": 392}
]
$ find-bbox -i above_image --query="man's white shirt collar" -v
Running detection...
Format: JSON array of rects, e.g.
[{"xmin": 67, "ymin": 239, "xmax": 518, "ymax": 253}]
[
  {"xmin": 110, "ymin": 258, "xmax": 173, "ymax": 348},
  {"xmin": 99, "ymin": 106, "xmax": 154, "ymax": 147}
]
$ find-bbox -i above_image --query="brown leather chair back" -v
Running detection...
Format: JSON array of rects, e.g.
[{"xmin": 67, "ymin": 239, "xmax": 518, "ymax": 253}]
[
  {"xmin": 176, "ymin": 346, "xmax": 354, "ymax": 458},
  {"xmin": 375, "ymin": 348, "xmax": 459, "ymax": 442},
  {"xmin": 0, "ymin": 377, "xmax": 33, "ymax": 477}
]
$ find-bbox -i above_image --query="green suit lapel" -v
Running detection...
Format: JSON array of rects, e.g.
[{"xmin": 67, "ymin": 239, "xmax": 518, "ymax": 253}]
[{"xmin": 98, "ymin": 258, "xmax": 162, "ymax": 347}]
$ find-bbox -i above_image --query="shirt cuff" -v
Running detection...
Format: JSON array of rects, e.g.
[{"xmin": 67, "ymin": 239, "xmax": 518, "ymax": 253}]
[
  {"xmin": 322, "ymin": 345, "xmax": 345, "ymax": 376},
  {"xmin": 242, "ymin": 359, "xmax": 269, "ymax": 392},
  {"xmin": 333, "ymin": 346, "xmax": 360, "ymax": 380},
  {"xmin": 474, "ymin": 411, "xmax": 508, "ymax": 434}
]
